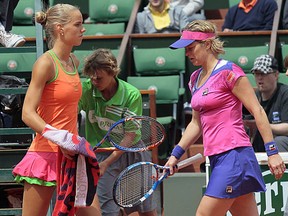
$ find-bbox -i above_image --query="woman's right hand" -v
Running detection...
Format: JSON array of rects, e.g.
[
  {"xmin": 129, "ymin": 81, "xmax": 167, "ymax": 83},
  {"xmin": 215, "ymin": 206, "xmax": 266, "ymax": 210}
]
[
  {"xmin": 164, "ymin": 156, "xmax": 179, "ymax": 176},
  {"xmin": 60, "ymin": 147, "xmax": 75, "ymax": 160}
]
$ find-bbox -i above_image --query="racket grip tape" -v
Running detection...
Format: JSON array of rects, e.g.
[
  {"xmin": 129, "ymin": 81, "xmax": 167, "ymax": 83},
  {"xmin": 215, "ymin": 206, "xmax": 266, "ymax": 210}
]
[{"xmin": 177, "ymin": 153, "xmax": 203, "ymax": 170}]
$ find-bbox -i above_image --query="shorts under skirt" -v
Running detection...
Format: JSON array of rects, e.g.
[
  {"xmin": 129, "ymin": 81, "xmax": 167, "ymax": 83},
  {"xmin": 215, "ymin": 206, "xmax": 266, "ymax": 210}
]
[{"xmin": 13, "ymin": 151, "xmax": 57, "ymax": 186}]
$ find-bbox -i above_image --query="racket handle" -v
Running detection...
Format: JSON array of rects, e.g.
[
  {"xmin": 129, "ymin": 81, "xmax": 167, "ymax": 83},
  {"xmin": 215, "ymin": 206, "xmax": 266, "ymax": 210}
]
[
  {"xmin": 177, "ymin": 153, "xmax": 203, "ymax": 170},
  {"xmin": 94, "ymin": 147, "xmax": 118, "ymax": 152}
]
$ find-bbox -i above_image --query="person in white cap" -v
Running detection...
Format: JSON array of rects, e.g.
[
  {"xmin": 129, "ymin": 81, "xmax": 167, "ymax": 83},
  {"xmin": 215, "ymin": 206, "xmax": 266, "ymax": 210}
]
[
  {"xmin": 164, "ymin": 20, "xmax": 285, "ymax": 216},
  {"xmin": 247, "ymin": 54, "xmax": 288, "ymax": 153}
]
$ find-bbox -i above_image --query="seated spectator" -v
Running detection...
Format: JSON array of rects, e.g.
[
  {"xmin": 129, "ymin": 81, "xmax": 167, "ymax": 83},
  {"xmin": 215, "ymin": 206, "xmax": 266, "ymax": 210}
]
[
  {"xmin": 134, "ymin": 0, "xmax": 189, "ymax": 33},
  {"xmin": 169, "ymin": 0, "xmax": 205, "ymax": 21},
  {"xmin": 244, "ymin": 54, "xmax": 288, "ymax": 152},
  {"xmin": 283, "ymin": 0, "xmax": 288, "ymax": 29},
  {"xmin": 222, "ymin": 0, "xmax": 278, "ymax": 32}
]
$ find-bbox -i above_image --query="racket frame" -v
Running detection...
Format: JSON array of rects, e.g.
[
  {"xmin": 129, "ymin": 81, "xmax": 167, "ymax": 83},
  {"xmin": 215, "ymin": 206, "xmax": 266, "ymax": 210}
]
[
  {"xmin": 113, "ymin": 153, "xmax": 203, "ymax": 208},
  {"xmin": 93, "ymin": 116, "xmax": 166, "ymax": 152}
]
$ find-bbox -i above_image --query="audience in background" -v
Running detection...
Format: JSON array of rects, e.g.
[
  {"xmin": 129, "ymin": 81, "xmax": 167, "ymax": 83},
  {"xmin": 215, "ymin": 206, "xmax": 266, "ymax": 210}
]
[
  {"xmin": 244, "ymin": 54, "xmax": 288, "ymax": 152},
  {"xmin": 134, "ymin": 0, "xmax": 189, "ymax": 33},
  {"xmin": 169, "ymin": 0, "xmax": 205, "ymax": 21},
  {"xmin": 222, "ymin": 0, "xmax": 278, "ymax": 32}
]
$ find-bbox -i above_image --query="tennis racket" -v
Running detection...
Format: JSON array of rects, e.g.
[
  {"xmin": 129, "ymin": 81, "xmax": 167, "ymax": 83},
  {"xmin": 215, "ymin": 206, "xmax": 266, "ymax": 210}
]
[
  {"xmin": 93, "ymin": 116, "xmax": 166, "ymax": 152},
  {"xmin": 113, "ymin": 153, "xmax": 203, "ymax": 208}
]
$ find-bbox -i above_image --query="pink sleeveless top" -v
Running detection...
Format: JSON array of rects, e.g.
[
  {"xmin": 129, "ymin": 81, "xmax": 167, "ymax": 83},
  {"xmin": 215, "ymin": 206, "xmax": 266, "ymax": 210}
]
[{"xmin": 29, "ymin": 50, "xmax": 82, "ymax": 152}]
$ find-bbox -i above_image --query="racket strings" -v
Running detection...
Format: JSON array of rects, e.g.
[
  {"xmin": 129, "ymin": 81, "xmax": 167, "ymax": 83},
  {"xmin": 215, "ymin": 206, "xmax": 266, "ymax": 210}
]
[
  {"xmin": 109, "ymin": 118, "xmax": 165, "ymax": 150},
  {"xmin": 114, "ymin": 164, "xmax": 156, "ymax": 206}
]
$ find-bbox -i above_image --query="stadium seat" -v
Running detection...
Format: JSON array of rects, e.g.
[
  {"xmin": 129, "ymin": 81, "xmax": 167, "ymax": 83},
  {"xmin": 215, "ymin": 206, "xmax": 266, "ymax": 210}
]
[
  {"xmin": 132, "ymin": 47, "xmax": 186, "ymax": 134},
  {"xmin": 83, "ymin": 23, "xmax": 125, "ymax": 36},
  {"xmin": 13, "ymin": 0, "xmax": 34, "ymax": 25},
  {"xmin": 279, "ymin": 73, "xmax": 288, "ymax": 85},
  {"xmin": 229, "ymin": 0, "xmax": 239, "ymax": 7},
  {"xmin": 220, "ymin": 45, "xmax": 269, "ymax": 73},
  {"xmin": 281, "ymin": 44, "xmax": 288, "ymax": 72},
  {"xmin": 0, "ymin": 49, "xmax": 36, "ymax": 81},
  {"xmin": 73, "ymin": 49, "xmax": 119, "ymax": 76},
  {"xmin": 127, "ymin": 75, "xmax": 181, "ymax": 160},
  {"xmin": 0, "ymin": 48, "xmax": 36, "ymax": 145},
  {"xmin": 133, "ymin": 47, "xmax": 185, "ymax": 87},
  {"xmin": 11, "ymin": 25, "xmax": 36, "ymax": 38},
  {"xmin": 219, "ymin": 45, "xmax": 269, "ymax": 87},
  {"xmin": 88, "ymin": 0, "xmax": 135, "ymax": 23},
  {"xmin": 246, "ymin": 73, "xmax": 257, "ymax": 88},
  {"xmin": 73, "ymin": 50, "xmax": 95, "ymax": 75}
]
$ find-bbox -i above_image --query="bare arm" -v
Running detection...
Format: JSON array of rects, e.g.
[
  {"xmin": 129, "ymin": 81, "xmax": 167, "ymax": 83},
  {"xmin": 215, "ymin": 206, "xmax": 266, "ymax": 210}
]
[
  {"xmin": 22, "ymin": 53, "xmax": 55, "ymax": 134},
  {"xmin": 271, "ymin": 123, "xmax": 288, "ymax": 136},
  {"xmin": 98, "ymin": 132, "xmax": 138, "ymax": 176},
  {"xmin": 244, "ymin": 122, "xmax": 288, "ymax": 137},
  {"xmin": 98, "ymin": 151, "xmax": 124, "ymax": 176},
  {"xmin": 165, "ymin": 109, "xmax": 202, "ymax": 174},
  {"xmin": 182, "ymin": 0, "xmax": 204, "ymax": 16},
  {"xmin": 178, "ymin": 110, "xmax": 202, "ymax": 150},
  {"xmin": 233, "ymin": 77, "xmax": 273, "ymax": 143},
  {"xmin": 232, "ymin": 76, "xmax": 285, "ymax": 180}
]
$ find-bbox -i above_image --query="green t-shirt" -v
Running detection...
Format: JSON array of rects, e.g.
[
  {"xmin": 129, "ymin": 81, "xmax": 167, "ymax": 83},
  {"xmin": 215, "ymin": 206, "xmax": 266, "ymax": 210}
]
[{"xmin": 78, "ymin": 78, "xmax": 142, "ymax": 148}]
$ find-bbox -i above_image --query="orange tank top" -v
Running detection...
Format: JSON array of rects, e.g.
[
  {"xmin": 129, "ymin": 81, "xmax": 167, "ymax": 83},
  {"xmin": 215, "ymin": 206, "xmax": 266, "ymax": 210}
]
[{"xmin": 29, "ymin": 50, "xmax": 82, "ymax": 152}]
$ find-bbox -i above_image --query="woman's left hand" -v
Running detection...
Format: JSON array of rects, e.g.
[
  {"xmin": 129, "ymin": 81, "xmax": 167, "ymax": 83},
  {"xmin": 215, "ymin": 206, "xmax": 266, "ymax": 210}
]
[{"xmin": 268, "ymin": 154, "xmax": 286, "ymax": 180}]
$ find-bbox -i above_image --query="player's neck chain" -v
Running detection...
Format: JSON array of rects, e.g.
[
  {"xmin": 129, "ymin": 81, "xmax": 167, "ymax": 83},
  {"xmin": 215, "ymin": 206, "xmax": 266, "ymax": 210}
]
[{"xmin": 201, "ymin": 59, "xmax": 220, "ymax": 78}]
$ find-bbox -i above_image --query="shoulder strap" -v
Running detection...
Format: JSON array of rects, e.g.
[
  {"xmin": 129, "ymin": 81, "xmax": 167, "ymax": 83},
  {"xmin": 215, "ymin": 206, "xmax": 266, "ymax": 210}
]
[{"xmin": 46, "ymin": 50, "xmax": 59, "ymax": 83}]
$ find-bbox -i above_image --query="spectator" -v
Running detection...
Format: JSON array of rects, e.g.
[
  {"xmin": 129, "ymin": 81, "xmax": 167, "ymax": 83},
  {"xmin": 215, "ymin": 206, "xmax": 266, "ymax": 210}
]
[
  {"xmin": 245, "ymin": 54, "xmax": 288, "ymax": 152},
  {"xmin": 222, "ymin": 0, "xmax": 278, "ymax": 32},
  {"xmin": 134, "ymin": 0, "xmax": 189, "ymax": 33},
  {"xmin": 79, "ymin": 48, "xmax": 157, "ymax": 216},
  {"xmin": 169, "ymin": 0, "xmax": 206, "ymax": 21},
  {"xmin": 0, "ymin": 0, "xmax": 25, "ymax": 47}
]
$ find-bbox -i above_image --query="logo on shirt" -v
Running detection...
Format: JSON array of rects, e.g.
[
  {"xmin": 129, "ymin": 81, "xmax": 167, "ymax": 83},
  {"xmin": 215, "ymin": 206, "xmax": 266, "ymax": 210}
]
[
  {"xmin": 227, "ymin": 71, "xmax": 235, "ymax": 83},
  {"xmin": 202, "ymin": 88, "xmax": 209, "ymax": 96}
]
